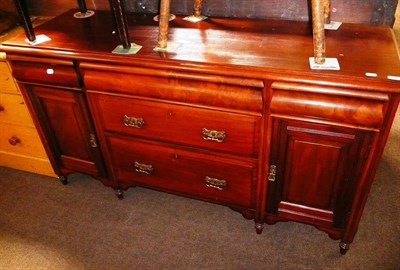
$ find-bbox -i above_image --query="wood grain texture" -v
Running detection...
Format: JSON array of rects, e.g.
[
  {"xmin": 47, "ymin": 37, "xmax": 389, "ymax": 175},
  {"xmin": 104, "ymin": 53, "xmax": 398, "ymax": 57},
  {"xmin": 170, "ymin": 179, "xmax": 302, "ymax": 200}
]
[{"xmin": 2, "ymin": 10, "xmax": 400, "ymax": 90}]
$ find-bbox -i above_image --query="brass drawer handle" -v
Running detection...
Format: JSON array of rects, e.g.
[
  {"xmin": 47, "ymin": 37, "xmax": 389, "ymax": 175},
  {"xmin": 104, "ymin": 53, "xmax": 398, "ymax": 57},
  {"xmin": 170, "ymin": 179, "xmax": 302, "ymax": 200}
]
[
  {"xmin": 134, "ymin": 161, "xmax": 154, "ymax": 174},
  {"xmin": 204, "ymin": 176, "xmax": 227, "ymax": 190},
  {"xmin": 201, "ymin": 128, "xmax": 226, "ymax": 143},
  {"xmin": 123, "ymin": 115, "xmax": 144, "ymax": 128},
  {"xmin": 8, "ymin": 136, "xmax": 21, "ymax": 146}
]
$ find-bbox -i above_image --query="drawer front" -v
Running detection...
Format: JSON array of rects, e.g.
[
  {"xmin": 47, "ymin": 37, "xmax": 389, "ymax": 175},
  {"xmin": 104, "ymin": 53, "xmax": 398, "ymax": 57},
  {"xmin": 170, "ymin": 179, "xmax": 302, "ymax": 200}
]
[
  {"xmin": 0, "ymin": 62, "xmax": 19, "ymax": 94},
  {"xmin": 107, "ymin": 135, "xmax": 256, "ymax": 208},
  {"xmin": 0, "ymin": 152, "xmax": 55, "ymax": 177},
  {"xmin": 10, "ymin": 60, "xmax": 80, "ymax": 88},
  {"xmin": 0, "ymin": 93, "xmax": 34, "ymax": 126},
  {"xmin": 90, "ymin": 93, "xmax": 260, "ymax": 157},
  {"xmin": 0, "ymin": 123, "xmax": 48, "ymax": 159}
]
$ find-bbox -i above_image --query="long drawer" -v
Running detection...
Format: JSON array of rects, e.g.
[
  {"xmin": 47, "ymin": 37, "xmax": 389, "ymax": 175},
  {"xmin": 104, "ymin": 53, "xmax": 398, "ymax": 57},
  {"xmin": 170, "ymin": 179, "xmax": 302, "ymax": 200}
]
[
  {"xmin": 106, "ymin": 135, "xmax": 257, "ymax": 208},
  {"xmin": 89, "ymin": 93, "xmax": 260, "ymax": 157},
  {"xmin": 9, "ymin": 57, "xmax": 80, "ymax": 88}
]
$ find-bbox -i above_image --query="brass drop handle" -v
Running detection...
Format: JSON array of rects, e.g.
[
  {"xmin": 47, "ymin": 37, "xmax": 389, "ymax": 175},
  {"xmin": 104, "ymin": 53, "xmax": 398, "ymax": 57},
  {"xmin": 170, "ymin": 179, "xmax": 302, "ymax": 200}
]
[
  {"xmin": 268, "ymin": 165, "xmax": 277, "ymax": 182},
  {"xmin": 0, "ymin": 104, "xmax": 4, "ymax": 112},
  {"xmin": 8, "ymin": 136, "xmax": 21, "ymax": 146},
  {"xmin": 204, "ymin": 176, "xmax": 227, "ymax": 190},
  {"xmin": 134, "ymin": 161, "xmax": 154, "ymax": 175},
  {"xmin": 201, "ymin": 128, "xmax": 226, "ymax": 143},
  {"xmin": 123, "ymin": 115, "xmax": 144, "ymax": 128}
]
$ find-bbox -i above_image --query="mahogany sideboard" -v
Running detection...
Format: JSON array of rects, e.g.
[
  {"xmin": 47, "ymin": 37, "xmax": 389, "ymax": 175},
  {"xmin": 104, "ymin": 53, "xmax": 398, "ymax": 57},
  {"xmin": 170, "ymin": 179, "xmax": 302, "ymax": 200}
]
[{"xmin": 1, "ymin": 9, "xmax": 399, "ymax": 254}]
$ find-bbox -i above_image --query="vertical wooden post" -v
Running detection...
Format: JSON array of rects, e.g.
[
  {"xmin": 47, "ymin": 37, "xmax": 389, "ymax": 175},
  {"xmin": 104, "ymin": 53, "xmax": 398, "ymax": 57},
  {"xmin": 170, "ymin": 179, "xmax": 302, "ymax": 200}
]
[
  {"xmin": 13, "ymin": 0, "xmax": 36, "ymax": 42},
  {"xmin": 77, "ymin": 0, "xmax": 88, "ymax": 13},
  {"xmin": 157, "ymin": 0, "xmax": 171, "ymax": 49},
  {"xmin": 311, "ymin": 0, "xmax": 326, "ymax": 64},
  {"xmin": 324, "ymin": 0, "xmax": 331, "ymax": 24},
  {"xmin": 193, "ymin": 0, "xmax": 203, "ymax": 18},
  {"xmin": 109, "ymin": 0, "xmax": 131, "ymax": 49}
]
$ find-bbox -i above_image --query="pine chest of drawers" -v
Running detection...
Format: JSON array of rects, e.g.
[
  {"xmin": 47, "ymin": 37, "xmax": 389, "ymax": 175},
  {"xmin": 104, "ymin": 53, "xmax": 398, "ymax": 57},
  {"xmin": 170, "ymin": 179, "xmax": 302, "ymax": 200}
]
[{"xmin": 0, "ymin": 52, "xmax": 54, "ymax": 176}]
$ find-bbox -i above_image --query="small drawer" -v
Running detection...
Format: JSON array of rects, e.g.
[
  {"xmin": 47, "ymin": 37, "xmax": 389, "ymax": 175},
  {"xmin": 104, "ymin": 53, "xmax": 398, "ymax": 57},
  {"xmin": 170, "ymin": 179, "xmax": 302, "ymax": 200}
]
[
  {"xmin": 107, "ymin": 135, "xmax": 257, "ymax": 208},
  {"xmin": 0, "ymin": 62, "xmax": 19, "ymax": 94},
  {"xmin": 10, "ymin": 59, "xmax": 80, "ymax": 88},
  {"xmin": 90, "ymin": 93, "xmax": 260, "ymax": 157},
  {"xmin": 0, "ymin": 93, "xmax": 35, "ymax": 126},
  {"xmin": 0, "ymin": 123, "xmax": 48, "ymax": 159}
]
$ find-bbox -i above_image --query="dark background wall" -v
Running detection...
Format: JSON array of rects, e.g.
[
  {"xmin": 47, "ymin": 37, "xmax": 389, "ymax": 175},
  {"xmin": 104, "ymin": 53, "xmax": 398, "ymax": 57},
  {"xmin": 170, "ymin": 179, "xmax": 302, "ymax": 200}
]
[{"xmin": 19, "ymin": 0, "xmax": 398, "ymax": 25}]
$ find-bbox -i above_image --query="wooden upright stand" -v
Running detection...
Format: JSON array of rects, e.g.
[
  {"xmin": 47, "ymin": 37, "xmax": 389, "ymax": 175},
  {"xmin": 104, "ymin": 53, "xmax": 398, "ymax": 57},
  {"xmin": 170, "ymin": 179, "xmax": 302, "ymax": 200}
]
[
  {"xmin": 157, "ymin": 0, "xmax": 171, "ymax": 49},
  {"xmin": 311, "ymin": 0, "xmax": 330, "ymax": 64},
  {"xmin": 74, "ymin": 0, "xmax": 95, "ymax": 18},
  {"xmin": 13, "ymin": 0, "xmax": 36, "ymax": 42},
  {"xmin": 193, "ymin": 0, "xmax": 203, "ymax": 18},
  {"xmin": 109, "ymin": 0, "xmax": 131, "ymax": 49}
]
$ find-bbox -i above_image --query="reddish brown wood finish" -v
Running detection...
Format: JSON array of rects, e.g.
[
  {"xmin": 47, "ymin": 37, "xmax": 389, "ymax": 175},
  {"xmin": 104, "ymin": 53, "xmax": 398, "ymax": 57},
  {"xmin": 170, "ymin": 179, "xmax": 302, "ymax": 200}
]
[
  {"xmin": 88, "ymin": 92, "xmax": 261, "ymax": 157},
  {"xmin": 1, "ymin": 9, "xmax": 399, "ymax": 254},
  {"xmin": 23, "ymin": 85, "xmax": 106, "ymax": 178},
  {"xmin": 106, "ymin": 135, "xmax": 257, "ymax": 208},
  {"xmin": 266, "ymin": 120, "xmax": 373, "ymax": 229}
]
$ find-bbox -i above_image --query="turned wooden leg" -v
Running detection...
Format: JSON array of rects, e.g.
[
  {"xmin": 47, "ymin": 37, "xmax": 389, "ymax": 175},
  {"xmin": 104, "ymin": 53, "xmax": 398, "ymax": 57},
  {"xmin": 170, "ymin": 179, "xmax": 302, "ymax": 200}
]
[
  {"xmin": 339, "ymin": 241, "xmax": 350, "ymax": 255},
  {"xmin": 311, "ymin": 0, "xmax": 326, "ymax": 64},
  {"xmin": 193, "ymin": 0, "xmax": 203, "ymax": 18},
  {"xmin": 255, "ymin": 222, "xmax": 264, "ymax": 234},
  {"xmin": 13, "ymin": 0, "xmax": 36, "ymax": 42},
  {"xmin": 77, "ymin": 0, "xmax": 87, "ymax": 13},
  {"xmin": 115, "ymin": 189, "xmax": 124, "ymax": 200},
  {"xmin": 157, "ymin": 0, "xmax": 171, "ymax": 49},
  {"xmin": 324, "ymin": 0, "xmax": 331, "ymax": 24},
  {"xmin": 58, "ymin": 175, "xmax": 68, "ymax": 185},
  {"xmin": 109, "ymin": 0, "xmax": 131, "ymax": 49}
]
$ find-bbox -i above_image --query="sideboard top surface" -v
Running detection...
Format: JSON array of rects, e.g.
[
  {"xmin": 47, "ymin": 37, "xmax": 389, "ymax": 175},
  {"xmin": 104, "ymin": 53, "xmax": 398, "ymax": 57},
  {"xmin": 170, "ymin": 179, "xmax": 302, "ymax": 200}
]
[{"xmin": 1, "ymin": 10, "xmax": 400, "ymax": 91}]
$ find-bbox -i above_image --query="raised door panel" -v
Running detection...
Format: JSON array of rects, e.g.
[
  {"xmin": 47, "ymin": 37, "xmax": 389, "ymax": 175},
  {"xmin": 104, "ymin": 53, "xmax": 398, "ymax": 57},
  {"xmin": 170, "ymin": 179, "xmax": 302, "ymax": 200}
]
[
  {"xmin": 26, "ymin": 85, "xmax": 105, "ymax": 177},
  {"xmin": 266, "ymin": 119, "xmax": 372, "ymax": 228}
]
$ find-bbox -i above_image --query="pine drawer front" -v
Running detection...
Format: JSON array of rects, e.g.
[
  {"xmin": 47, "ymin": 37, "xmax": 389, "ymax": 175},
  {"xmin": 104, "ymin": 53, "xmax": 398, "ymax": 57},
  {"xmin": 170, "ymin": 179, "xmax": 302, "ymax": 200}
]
[
  {"xmin": 0, "ymin": 123, "xmax": 48, "ymax": 159},
  {"xmin": 106, "ymin": 135, "xmax": 257, "ymax": 208},
  {"xmin": 90, "ymin": 93, "xmax": 260, "ymax": 157},
  {"xmin": 9, "ymin": 59, "xmax": 80, "ymax": 88},
  {"xmin": 0, "ymin": 152, "xmax": 55, "ymax": 177},
  {"xmin": 0, "ymin": 61, "xmax": 19, "ymax": 94},
  {"xmin": 0, "ymin": 93, "xmax": 34, "ymax": 126}
]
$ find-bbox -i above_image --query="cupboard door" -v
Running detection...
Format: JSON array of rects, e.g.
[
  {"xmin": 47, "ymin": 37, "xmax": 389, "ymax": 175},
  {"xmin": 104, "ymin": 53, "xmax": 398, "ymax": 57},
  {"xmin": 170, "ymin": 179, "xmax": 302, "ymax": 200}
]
[
  {"xmin": 266, "ymin": 119, "xmax": 372, "ymax": 228},
  {"xmin": 25, "ymin": 85, "xmax": 105, "ymax": 177}
]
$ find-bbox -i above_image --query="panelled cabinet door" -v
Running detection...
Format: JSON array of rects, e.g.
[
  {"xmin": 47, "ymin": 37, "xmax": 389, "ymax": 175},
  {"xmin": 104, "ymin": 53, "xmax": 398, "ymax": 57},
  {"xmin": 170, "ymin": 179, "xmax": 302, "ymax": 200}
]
[
  {"xmin": 25, "ymin": 85, "xmax": 105, "ymax": 177},
  {"xmin": 266, "ymin": 119, "xmax": 373, "ymax": 229}
]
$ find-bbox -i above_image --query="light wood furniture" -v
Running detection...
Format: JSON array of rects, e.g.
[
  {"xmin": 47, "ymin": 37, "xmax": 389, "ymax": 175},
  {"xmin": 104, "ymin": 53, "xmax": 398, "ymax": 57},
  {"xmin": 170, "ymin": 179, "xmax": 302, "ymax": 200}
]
[
  {"xmin": 0, "ymin": 52, "xmax": 54, "ymax": 176},
  {"xmin": 2, "ymin": 4, "xmax": 399, "ymax": 254}
]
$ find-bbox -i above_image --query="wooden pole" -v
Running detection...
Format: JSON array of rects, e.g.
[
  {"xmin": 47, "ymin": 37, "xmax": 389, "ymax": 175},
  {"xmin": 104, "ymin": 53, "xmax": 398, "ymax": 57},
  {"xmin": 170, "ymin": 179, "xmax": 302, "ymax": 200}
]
[
  {"xmin": 77, "ymin": 0, "xmax": 88, "ymax": 13},
  {"xmin": 311, "ymin": 0, "xmax": 326, "ymax": 64},
  {"xmin": 193, "ymin": 0, "xmax": 203, "ymax": 18},
  {"xmin": 157, "ymin": 0, "xmax": 171, "ymax": 49},
  {"xmin": 13, "ymin": 0, "xmax": 36, "ymax": 42},
  {"xmin": 324, "ymin": 0, "xmax": 331, "ymax": 24},
  {"xmin": 109, "ymin": 0, "xmax": 131, "ymax": 49}
]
